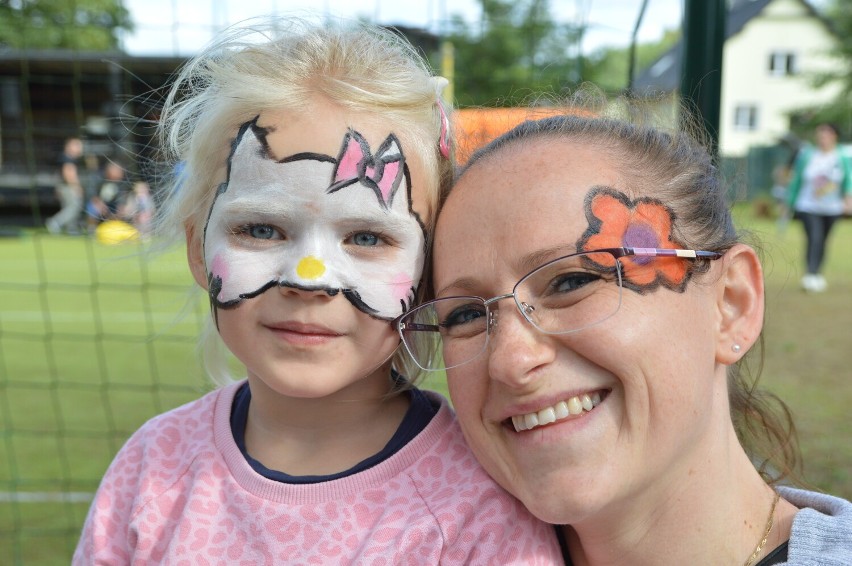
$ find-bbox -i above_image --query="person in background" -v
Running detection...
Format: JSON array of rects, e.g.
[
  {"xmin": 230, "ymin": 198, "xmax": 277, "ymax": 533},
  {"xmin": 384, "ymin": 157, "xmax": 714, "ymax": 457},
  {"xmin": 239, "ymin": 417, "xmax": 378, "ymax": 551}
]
[
  {"xmin": 46, "ymin": 137, "xmax": 85, "ymax": 235},
  {"xmin": 786, "ymin": 122, "xmax": 852, "ymax": 292},
  {"xmin": 84, "ymin": 160, "xmax": 131, "ymax": 233},
  {"xmin": 770, "ymin": 133, "xmax": 800, "ymax": 234},
  {"xmin": 73, "ymin": 17, "xmax": 561, "ymax": 564},
  {"xmin": 397, "ymin": 108, "xmax": 852, "ymax": 565},
  {"xmin": 118, "ymin": 180, "xmax": 154, "ymax": 237}
]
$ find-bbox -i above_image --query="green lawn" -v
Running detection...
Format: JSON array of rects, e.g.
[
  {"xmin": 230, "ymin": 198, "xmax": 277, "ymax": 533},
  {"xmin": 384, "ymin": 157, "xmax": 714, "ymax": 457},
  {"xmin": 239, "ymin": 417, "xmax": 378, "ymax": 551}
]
[
  {"xmin": 740, "ymin": 210, "xmax": 852, "ymax": 497},
  {"xmin": 1, "ymin": 210, "xmax": 850, "ymax": 565}
]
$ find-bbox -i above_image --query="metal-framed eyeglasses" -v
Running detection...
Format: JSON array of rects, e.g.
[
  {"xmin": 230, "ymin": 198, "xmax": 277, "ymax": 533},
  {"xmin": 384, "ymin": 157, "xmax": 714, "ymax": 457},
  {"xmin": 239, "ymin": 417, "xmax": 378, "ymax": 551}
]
[{"xmin": 396, "ymin": 247, "xmax": 723, "ymax": 371}]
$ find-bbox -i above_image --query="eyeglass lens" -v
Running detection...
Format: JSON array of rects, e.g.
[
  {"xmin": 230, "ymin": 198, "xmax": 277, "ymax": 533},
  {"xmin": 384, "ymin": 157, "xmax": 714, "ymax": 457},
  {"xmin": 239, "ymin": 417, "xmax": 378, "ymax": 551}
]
[{"xmin": 400, "ymin": 251, "xmax": 623, "ymax": 371}]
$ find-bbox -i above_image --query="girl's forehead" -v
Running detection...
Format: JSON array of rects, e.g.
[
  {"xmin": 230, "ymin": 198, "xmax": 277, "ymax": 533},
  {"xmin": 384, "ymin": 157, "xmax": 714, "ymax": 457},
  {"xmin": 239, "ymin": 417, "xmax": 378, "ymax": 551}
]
[
  {"xmin": 253, "ymin": 107, "xmax": 432, "ymax": 223},
  {"xmin": 257, "ymin": 107, "xmax": 396, "ymax": 160}
]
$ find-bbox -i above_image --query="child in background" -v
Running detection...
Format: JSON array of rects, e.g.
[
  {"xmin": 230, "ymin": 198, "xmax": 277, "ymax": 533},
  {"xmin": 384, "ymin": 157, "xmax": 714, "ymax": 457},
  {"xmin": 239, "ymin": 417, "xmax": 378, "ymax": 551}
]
[
  {"xmin": 74, "ymin": 18, "xmax": 561, "ymax": 564},
  {"xmin": 120, "ymin": 180, "xmax": 154, "ymax": 237},
  {"xmin": 85, "ymin": 160, "xmax": 130, "ymax": 232}
]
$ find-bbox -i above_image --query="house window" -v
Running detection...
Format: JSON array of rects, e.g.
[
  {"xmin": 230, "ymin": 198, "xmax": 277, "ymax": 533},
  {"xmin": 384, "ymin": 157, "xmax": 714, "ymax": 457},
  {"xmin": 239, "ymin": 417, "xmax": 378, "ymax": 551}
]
[
  {"xmin": 734, "ymin": 105, "xmax": 758, "ymax": 131},
  {"xmin": 768, "ymin": 52, "xmax": 796, "ymax": 76},
  {"xmin": 0, "ymin": 79, "xmax": 21, "ymax": 116}
]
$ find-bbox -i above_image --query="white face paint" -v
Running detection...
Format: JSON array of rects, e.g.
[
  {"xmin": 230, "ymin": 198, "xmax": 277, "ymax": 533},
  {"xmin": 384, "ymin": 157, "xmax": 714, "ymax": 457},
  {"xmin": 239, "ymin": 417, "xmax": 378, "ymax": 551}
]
[{"xmin": 202, "ymin": 119, "xmax": 426, "ymax": 321}]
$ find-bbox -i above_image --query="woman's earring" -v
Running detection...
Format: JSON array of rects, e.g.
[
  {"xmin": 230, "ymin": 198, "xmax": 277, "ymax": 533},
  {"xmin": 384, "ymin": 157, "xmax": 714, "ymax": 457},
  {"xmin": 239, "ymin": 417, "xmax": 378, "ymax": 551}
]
[{"xmin": 732, "ymin": 343, "xmax": 742, "ymax": 353}]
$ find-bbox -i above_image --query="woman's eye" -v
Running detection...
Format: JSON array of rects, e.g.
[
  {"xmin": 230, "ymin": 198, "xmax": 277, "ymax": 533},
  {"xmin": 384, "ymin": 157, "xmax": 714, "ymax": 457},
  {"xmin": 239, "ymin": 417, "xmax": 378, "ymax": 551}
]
[
  {"xmin": 441, "ymin": 305, "xmax": 486, "ymax": 328},
  {"xmin": 549, "ymin": 271, "xmax": 600, "ymax": 293},
  {"xmin": 349, "ymin": 232, "xmax": 381, "ymax": 247}
]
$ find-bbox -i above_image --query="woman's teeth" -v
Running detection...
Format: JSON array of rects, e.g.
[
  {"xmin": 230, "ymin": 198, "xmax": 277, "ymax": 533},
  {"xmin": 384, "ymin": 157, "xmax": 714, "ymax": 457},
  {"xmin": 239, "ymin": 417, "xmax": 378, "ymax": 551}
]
[{"xmin": 511, "ymin": 392, "xmax": 602, "ymax": 432}]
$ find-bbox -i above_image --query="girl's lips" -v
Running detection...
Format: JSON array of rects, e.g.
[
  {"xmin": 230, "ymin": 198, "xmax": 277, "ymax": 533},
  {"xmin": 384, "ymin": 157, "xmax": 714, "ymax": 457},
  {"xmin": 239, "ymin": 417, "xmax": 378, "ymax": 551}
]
[
  {"xmin": 267, "ymin": 321, "xmax": 341, "ymax": 335},
  {"xmin": 506, "ymin": 389, "xmax": 610, "ymax": 432},
  {"xmin": 266, "ymin": 321, "xmax": 343, "ymax": 345}
]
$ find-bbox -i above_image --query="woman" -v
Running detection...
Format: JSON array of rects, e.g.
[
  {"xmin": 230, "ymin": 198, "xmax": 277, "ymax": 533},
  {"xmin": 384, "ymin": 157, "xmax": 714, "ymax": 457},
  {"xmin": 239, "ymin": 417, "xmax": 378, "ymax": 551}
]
[
  {"xmin": 397, "ymin": 112, "xmax": 852, "ymax": 564},
  {"xmin": 786, "ymin": 122, "xmax": 852, "ymax": 292}
]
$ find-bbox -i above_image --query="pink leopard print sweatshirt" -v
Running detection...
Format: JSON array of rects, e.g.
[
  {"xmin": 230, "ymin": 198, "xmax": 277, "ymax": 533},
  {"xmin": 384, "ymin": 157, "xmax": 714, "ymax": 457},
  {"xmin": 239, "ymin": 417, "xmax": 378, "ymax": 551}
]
[{"xmin": 73, "ymin": 382, "xmax": 562, "ymax": 564}]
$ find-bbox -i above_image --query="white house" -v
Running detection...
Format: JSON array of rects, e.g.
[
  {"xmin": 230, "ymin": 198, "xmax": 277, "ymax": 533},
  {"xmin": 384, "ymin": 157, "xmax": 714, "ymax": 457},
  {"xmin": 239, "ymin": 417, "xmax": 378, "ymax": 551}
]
[{"xmin": 634, "ymin": 0, "xmax": 843, "ymax": 158}]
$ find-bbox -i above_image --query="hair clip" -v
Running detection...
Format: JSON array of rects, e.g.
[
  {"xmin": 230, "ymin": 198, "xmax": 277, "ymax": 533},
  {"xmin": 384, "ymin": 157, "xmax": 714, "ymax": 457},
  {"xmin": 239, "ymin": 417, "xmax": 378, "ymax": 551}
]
[{"xmin": 436, "ymin": 98, "xmax": 450, "ymax": 159}]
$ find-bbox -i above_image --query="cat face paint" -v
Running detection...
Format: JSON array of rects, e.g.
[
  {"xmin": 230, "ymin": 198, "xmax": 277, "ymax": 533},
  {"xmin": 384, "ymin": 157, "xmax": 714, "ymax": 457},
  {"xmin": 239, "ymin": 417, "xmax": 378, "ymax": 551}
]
[{"xmin": 202, "ymin": 118, "xmax": 426, "ymax": 320}]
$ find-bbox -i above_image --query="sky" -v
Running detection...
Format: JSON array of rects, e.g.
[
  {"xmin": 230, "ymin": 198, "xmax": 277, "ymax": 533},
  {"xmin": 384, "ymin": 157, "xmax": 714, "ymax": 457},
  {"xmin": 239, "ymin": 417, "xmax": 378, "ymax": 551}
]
[{"xmin": 120, "ymin": 0, "xmax": 685, "ymax": 56}]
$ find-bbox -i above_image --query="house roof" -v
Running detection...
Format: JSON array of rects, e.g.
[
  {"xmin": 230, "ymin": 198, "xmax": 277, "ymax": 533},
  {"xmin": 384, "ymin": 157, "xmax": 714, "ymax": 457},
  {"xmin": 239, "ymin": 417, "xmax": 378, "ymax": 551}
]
[{"xmin": 631, "ymin": 0, "xmax": 828, "ymax": 95}]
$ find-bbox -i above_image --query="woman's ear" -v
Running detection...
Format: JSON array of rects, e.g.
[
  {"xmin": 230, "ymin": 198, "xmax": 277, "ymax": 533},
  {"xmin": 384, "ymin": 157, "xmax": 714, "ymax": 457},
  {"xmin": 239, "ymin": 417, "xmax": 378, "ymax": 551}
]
[
  {"xmin": 715, "ymin": 244, "xmax": 764, "ymax": 364},
  {"xmin": 186, "ymin": 224, "xmax": 209, "ymax": 290}
]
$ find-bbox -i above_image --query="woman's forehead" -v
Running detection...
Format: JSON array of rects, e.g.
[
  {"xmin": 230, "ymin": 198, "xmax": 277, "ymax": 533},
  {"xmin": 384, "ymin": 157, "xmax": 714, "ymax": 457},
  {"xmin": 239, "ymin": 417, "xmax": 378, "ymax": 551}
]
[{"xmin": 442, "ymin": 139, "xmax": 623, "ymax": 236}]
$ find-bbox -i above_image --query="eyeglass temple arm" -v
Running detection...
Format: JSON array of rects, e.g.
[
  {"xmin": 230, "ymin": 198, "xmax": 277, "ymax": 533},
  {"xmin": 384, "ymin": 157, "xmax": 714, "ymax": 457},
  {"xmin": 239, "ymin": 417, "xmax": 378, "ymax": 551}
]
[
  {"xmin": 615, "ymin": 247, "xmax": 722, "ymax": 259},
  {"xmin": 398, "ymin": 321, "xmax": 440, "ymax": 332}
]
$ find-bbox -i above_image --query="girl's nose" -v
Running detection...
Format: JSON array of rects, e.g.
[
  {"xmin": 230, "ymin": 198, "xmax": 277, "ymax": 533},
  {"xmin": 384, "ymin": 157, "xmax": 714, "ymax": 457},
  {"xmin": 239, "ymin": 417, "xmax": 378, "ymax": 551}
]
[
  {"xmin": 280, "ymin": 255, "xmax": 335, "ymax": 299},
  {"xmin": 295, "ymin": 255, "xmax": 326, "ymax": 280}
]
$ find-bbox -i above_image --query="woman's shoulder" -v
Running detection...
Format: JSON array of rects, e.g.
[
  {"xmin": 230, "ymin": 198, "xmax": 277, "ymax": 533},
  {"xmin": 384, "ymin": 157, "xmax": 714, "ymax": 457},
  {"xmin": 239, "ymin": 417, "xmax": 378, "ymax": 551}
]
[{"xmin": 778, "ymin": 486, "xmax": 852, "ymax": 564}]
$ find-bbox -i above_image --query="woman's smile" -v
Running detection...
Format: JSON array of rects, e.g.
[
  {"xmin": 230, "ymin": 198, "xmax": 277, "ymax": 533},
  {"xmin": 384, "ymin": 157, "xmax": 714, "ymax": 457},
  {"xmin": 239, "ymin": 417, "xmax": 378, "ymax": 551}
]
[{"xmin": 508, "ymin": 389, "xmax": 608, "ymax": 432}]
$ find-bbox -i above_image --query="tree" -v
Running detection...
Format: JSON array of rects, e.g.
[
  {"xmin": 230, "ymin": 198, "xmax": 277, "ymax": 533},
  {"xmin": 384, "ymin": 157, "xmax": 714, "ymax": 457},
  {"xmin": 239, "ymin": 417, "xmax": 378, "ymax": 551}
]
[
  {"xmin": 582, "ymin": 29, "xmax": 680, "ymax": 95},
  {"xmin": 0, "ymin": 0, "xmax": 133, "ymax": 51},
  {"xmin": 789, "ymin": 0, "xmax": 852, "ymax": 138},
  {"xmin": 440, "ymin": 0, "xmax": 583, "ymax": 107}
]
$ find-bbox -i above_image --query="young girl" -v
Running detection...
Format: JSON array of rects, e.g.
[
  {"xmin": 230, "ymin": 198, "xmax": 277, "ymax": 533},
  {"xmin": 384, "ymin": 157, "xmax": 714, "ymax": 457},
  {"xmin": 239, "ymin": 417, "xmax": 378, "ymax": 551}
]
[{"xmin": 73, "ymin": 18, "xmax": 561, "ymax": 564}]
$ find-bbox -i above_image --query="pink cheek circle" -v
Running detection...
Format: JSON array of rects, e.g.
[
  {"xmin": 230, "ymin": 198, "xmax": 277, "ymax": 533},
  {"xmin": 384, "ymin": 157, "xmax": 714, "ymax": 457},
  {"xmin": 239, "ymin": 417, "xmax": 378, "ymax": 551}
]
[
  {"xmin": 210, "ymin": 254, "xmax": 229, "ymax": 299},
  {"xmin": 390, "ymin": 272, "xmax": 413, "ymax": 301}
]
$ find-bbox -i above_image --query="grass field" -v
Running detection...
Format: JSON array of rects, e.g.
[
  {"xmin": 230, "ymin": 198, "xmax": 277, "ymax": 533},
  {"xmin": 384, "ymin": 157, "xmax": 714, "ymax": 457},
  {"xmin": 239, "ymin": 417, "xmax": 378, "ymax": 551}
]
[{"xmin": 1, "ymin": 209, "xmax": 850, "ymax": 565}]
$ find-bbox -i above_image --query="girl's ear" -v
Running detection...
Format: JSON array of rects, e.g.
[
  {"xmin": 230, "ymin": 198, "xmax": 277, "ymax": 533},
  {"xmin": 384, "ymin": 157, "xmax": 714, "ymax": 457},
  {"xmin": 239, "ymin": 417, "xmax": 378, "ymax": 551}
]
[
  {"xmin": 715, "ymin": 243, "xmax": 764, "ymax": 364},
  {"xmin": 185, "ymin": 224, "xmax": 208, "ymax": 290}
]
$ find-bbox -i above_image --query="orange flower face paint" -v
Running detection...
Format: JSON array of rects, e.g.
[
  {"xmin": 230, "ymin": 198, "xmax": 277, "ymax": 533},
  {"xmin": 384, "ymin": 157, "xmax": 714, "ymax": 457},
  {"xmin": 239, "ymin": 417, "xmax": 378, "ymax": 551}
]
[{"xmin": 578, "ymin": 187, "xmax": 692, "ymax": 293}]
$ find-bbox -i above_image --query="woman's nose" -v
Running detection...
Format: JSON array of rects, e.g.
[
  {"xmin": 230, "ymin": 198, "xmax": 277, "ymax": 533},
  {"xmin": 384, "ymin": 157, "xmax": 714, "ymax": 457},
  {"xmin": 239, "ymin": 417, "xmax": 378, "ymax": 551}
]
[{"xmin": 486, "ymin": 304, "xmax": 556, "ymax": 389}]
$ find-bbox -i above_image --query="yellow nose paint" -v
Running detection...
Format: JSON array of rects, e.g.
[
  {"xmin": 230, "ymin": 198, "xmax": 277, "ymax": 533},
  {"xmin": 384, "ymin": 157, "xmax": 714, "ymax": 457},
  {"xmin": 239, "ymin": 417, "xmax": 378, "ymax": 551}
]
[{"xmin": 296, "ymin": 256, "xmax": 326, "ymax": 280}]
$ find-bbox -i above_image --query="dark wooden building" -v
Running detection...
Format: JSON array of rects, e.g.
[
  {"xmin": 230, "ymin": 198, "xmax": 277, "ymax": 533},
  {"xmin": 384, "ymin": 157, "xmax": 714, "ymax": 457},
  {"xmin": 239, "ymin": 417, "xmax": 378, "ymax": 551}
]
[
  {"xmin": 0, "ymin": 25, "xmax": 438, "ymax": 226},
  {"xmin": 0, "ymin": 49, "xmax": 184, "ymax": 224}
]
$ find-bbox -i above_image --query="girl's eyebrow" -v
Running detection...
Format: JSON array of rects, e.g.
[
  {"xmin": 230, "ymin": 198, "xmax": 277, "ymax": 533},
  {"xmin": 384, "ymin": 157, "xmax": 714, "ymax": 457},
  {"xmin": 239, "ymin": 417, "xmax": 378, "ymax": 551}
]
[
  {"xmin": 217, "ymin": 198, "xmax": 415, "ymax": 234},
  {"xmin": 335, "ymin": 212, "xmax": 413, "ymax": 232},
  {"xmin": 219, "ymin": 198, "xmax": 298, "ymax": 217}
]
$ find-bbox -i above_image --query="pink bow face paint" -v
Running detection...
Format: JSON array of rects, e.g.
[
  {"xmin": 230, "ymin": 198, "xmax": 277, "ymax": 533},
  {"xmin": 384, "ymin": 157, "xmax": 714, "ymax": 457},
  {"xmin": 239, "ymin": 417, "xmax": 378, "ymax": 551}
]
[{"xmin": 202, "ymin": 118, "xmax": 426, "ymax": 320}]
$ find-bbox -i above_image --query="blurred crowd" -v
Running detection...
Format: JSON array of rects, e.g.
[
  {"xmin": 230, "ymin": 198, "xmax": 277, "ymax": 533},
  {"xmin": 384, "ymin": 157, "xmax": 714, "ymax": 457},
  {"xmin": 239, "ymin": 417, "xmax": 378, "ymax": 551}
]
[{"xmin": 45, "ymin": 137, "xmax": 154, "ymax": 240}]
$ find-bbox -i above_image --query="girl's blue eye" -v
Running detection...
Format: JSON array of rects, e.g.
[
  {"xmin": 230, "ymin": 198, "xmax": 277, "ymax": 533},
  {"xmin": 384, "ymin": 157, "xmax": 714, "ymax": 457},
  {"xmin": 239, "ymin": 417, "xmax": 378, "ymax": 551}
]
[
  {"xmin": 247, "ymin": 224, "xmax": 279, "ymax": 239},
  {"xmin": 352, "ymin": 232, "xmax": 380, "ymax": 246}
]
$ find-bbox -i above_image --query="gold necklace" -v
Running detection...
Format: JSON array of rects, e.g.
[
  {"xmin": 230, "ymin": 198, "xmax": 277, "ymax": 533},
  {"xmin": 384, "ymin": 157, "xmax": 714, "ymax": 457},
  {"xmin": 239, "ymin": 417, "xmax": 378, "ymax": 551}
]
[{"xmin": 743, "ymin": 491, "xmax": 781, "ymax": 566}]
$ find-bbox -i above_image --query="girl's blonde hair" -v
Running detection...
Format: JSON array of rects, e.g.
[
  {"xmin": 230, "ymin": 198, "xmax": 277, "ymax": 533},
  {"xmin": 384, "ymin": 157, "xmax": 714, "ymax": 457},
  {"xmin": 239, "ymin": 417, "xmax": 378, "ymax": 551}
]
[{"xmin": 155, "ymin": 16, "xmax": 453, "ymax": 386}]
